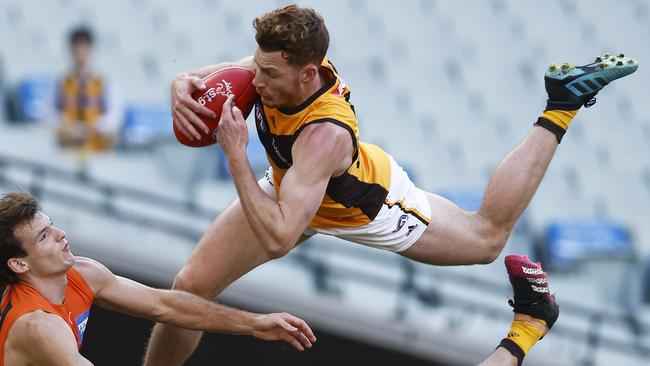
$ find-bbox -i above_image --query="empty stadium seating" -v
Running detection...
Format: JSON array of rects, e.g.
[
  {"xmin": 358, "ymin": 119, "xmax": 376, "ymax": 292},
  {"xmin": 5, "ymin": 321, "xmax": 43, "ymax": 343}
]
[{"xmin": 1, "ymin": 1, "xmax": 649, "ymax": 364}]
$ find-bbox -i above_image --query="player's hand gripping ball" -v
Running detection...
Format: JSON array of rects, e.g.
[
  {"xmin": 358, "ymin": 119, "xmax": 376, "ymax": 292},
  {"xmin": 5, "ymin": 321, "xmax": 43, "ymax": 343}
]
[{"xmin": 173, "ymin": 67, "xmax": 257, "ymax": 147}]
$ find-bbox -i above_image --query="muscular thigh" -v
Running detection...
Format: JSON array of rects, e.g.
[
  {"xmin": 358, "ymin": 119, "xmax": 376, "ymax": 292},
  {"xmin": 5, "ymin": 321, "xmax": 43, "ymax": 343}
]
[
  {"xmin": 177, "ymin": 169, "xmax": 310, "ymax": 298},
  {"xmin": 399, "ymin": 192, "xmax": 491, "ymax": 266},
  {"xmin": 177, "ymin": 197, "xmax": 272, "ymax": 298}
]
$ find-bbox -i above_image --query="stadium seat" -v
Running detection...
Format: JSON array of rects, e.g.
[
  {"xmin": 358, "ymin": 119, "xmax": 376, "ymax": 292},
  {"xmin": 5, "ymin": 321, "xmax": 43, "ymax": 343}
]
[
  {"xmin": 14, "ymin": 75, "xmax": 57, "ymax": 122},
  {"xmin": 119, "ymin": 103, "xmax": 173, "ymax": 148},
  {"xmin": 539, "ymin": 218, "xmax": 634, "ymax": 270}
]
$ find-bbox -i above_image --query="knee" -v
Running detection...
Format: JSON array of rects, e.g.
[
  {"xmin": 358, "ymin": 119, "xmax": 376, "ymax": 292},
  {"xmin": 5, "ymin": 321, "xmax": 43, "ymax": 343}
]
[
  {"xmin": 474, "ymin": 219, "xmax": 511, "ymax": 264},
  {"xmin": 477, "ymin": 242, "xmax": 502, "ymax": 264},
  {"xmin": 172, "ymin": 268, "xmax": 212, "ymax": 299}
]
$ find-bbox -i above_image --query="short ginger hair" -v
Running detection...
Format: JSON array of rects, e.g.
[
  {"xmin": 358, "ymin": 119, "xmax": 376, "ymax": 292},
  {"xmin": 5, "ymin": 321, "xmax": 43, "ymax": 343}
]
[{"xmin": 253, "ymin": 5, "xmax": 329, "ymax": 67}]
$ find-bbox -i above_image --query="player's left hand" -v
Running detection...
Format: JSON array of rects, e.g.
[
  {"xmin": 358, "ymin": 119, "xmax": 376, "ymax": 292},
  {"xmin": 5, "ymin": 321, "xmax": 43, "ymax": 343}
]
[
  {"xmin": 217, "ymin": 94, "xmax": 249, "ymax": 157},
  {"xmin": 250, "ymin": 312, "xmax": 317, "ymax": 351}
]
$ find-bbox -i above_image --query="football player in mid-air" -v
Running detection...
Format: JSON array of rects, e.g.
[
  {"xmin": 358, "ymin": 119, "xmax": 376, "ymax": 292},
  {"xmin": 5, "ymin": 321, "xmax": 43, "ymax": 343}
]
[{"xmin": 145, "ymin": 4, "xmax": 636, "ymax": 366}]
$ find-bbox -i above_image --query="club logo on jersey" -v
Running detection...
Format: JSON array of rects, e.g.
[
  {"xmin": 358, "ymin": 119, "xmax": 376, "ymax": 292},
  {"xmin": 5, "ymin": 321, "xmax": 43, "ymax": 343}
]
[
  {"xmin": 255, "ymin": 104, "xmax": 266, "ymax": 132},
  {"xmin": 392, "ymin": 214, "xmax": 408, "ymax": 233},
  {"xmin": 197, "ymin": 80, "xmax": 233, "ymax": 105},
  {"xmin": 406, "ymin": 224, "xmax": 419, "ymax": 237},
  {"xmin": 75, "ymin": 309, "xmax": 91, "ymax": 346}
]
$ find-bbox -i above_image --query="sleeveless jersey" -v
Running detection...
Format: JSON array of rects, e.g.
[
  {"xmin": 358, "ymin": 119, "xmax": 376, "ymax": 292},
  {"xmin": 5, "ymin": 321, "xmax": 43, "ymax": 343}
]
[
  {"xmin": 58, "ymin": 73, "xmax": 105, "ymax": 124},
  {"xmin": 57, "ymin": 73, "xmax": 112, "ymax": 151},
  {"xmin": 254, "ymin": 58, "xmax": 392, "ymax": 228},
  {"xmin": 0, "ymin": 268, "xmax": 94, "ymax": 365}
]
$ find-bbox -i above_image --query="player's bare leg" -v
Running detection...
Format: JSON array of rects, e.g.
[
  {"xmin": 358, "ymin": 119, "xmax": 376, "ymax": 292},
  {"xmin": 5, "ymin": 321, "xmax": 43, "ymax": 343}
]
[
  {"xmin": 478, "ymin": 347, "xmax": 519, "ymax": 366},
  {"xmin": 143, "ymin": 198, "xmax": 273, "ymax": 366},
  {"xmin": 402, "ymin": 53, "xmax": 638, "ymax": 266},
  {"xmin": 403, "ymin": 127, "xmax": 557, "ymax": 265}
]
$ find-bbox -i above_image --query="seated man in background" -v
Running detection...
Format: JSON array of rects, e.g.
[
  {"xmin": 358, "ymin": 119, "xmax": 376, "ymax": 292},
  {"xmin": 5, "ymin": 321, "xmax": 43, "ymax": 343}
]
[
  {"xmin": 56, "ymin": 26, "xmax": 121, "ymax": 154},
  {"xmin": 0, "ymin": 192, "xmax": 316, "ymax": 365}
]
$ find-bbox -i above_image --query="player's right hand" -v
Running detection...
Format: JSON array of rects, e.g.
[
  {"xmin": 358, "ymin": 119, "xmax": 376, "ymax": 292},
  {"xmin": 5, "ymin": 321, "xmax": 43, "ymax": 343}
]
[
  {"xmin": 171, "ymin": 73, "xmax": 217, "ymax": 141},
  {"xmin": 250, "ymin": 312, "xmax": 317, "ymax": 351}
]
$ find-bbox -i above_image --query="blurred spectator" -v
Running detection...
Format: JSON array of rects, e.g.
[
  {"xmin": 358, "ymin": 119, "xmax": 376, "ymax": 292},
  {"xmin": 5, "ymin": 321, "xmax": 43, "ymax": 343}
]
[{"xmin": 56, "ymin": 26, "xmax": 122, "ymax": 153}]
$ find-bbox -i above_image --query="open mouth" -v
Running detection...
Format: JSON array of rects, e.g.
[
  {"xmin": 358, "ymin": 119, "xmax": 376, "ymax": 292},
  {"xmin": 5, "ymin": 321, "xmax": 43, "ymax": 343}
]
[{"xmin": 63, "ymin": 243, "xmax": 70, "ymax": 252}]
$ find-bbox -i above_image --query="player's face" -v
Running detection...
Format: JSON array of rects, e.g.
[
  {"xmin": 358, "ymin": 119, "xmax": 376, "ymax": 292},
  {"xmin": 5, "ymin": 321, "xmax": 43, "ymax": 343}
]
[
  {"xmin": 13, "ymin": 212, "xmax": 75, "ymax": 278},
  {"xmin": 252, "ymin": 47, "xmax": 303, "ymax": 109},
  {"xmin": 71, "ymin": 41, "xmax": 92, "ymax": 70}
]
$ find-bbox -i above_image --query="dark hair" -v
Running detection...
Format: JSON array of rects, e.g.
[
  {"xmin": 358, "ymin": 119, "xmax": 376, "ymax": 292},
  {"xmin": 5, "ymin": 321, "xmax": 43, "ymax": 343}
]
[
  {"xmin": 0, "ymin": 192, "xmax": 39, "ymax": 287},
  {"xmin": 253, "ymin": 5, "xmax": 329, "ymax": 66},
  {"xmin": 69, "ymin": 26, "xmax": 94, "ymax": 46}
]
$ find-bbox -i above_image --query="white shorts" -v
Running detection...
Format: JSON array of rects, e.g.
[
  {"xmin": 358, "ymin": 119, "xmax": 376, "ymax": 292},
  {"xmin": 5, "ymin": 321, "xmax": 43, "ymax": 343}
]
[{"xmin": 258, "ymin": 155, "xmax": 431, "ymax": 252}]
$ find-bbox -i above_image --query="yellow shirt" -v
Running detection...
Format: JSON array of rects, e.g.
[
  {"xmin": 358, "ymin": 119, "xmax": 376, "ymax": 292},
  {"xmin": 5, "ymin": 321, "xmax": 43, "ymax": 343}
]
[{"xmin": 253, "ymin": 58, "xmax": 391, "ymax": 228}]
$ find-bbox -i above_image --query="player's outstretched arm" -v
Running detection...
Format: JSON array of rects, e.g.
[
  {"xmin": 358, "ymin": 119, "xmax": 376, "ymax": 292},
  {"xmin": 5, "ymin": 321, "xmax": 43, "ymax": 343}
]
[
  {"xmin": 6, "ymin": 311, "xmax": 94, "ymax": 366},
  {"xmin": 74, "ymin": 257, "xmax": 316, "ymax": 350},
  {"xmin": 172, "ymin": 55, "xmax": 253, "ymax": 140}
]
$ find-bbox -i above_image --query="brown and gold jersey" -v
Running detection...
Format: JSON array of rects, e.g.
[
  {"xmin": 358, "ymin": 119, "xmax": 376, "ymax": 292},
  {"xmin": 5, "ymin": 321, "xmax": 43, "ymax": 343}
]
[
  {"xmin": 58, "ymin": 73, "xmax": 105, "ymax": 124},
  {"xmin": 253, "ymin": 58, "xmax": 392, "ymax": 228}
]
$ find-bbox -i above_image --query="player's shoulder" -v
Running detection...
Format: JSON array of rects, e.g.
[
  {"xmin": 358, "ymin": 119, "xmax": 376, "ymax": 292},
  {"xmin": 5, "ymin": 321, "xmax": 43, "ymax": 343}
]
[
  {"xmin": 296, "ymin": 121, "xmax": 354, "ymax": 158},
  {"xmin": 11, "ymin": 310, "xmax": 71, "ymax": 342},
  {"xmin": 73, "ymin": 256, "xmax": 104, "ymax": 275},
  {"xmin": 8, "ymin": 310, "xmax": 81, "ymax": 362},
  {"xmin": 300, "ymin": 121, "xmax": 341, "ymax": 139},
  {"xmin": 73, "ymin": 256, "xmax": 113, "ymax": 290},
  {"xmin": 308, "ymin": 94, "xmax": 355, "ymax": 122}
]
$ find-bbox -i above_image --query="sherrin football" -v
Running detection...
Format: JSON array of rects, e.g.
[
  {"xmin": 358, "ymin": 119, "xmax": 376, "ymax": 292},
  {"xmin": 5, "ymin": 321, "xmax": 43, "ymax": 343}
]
[{"xmin": 173, "ymin": 66, "xmax": 257, "ymax": 147}]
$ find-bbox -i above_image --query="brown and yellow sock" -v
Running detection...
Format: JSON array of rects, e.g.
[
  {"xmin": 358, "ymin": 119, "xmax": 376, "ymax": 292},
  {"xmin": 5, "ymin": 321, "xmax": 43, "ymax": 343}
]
[
  {"xmin": 498, "ymin": 318, "xmax": 547, "ymax": 366},
  {"xmin": 506, "ymin": 319, "xmax": 546, "ymax": 354},
  {"xmin": 534, "ymin": 109, "xmax": 579, "ymax": 143},
  {"xmin": 541, "ymin": 109, "xmax": 579, "ymax": 131}
]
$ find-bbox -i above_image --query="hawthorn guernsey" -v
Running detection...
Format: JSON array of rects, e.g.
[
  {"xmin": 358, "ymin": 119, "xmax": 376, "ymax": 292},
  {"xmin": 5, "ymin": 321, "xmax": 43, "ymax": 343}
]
[{"xmin": 173, "ymin": 67, "xmax": 257, "ymax": 147}]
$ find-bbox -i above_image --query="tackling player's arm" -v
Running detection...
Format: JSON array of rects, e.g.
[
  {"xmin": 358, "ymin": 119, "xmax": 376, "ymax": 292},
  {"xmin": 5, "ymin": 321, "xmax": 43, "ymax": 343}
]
[
  {"xmin": 219, "ymin": 96, "xmax": 353, "ymax": 258},
  {"xmin": 173, "ymin": 56, "xmax": 254, "ymax": 140},
  {"xmin": 6, "ymin": 311, "xmax": 93, "ymax": 366},
  {"xmin": 74, "ymin": 257, "xmax": 315, "ymax": 350}
]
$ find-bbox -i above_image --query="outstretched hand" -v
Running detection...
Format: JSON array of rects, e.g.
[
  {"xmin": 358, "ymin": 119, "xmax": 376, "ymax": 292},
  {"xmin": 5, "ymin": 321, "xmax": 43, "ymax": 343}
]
[{"xmin": 250, "ymin": 312, "xmax": 317, "ymax": 351}]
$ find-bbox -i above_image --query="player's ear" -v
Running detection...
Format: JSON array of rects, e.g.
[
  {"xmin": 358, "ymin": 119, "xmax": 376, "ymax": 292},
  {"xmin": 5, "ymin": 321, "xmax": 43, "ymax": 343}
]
[
  {"xmin": 7, "ymin": 257, "xmax": 29, "ymax": 275},
  {"xmin": 300, "ymin": 64, "xmax": 319, "ymax": 83}
]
